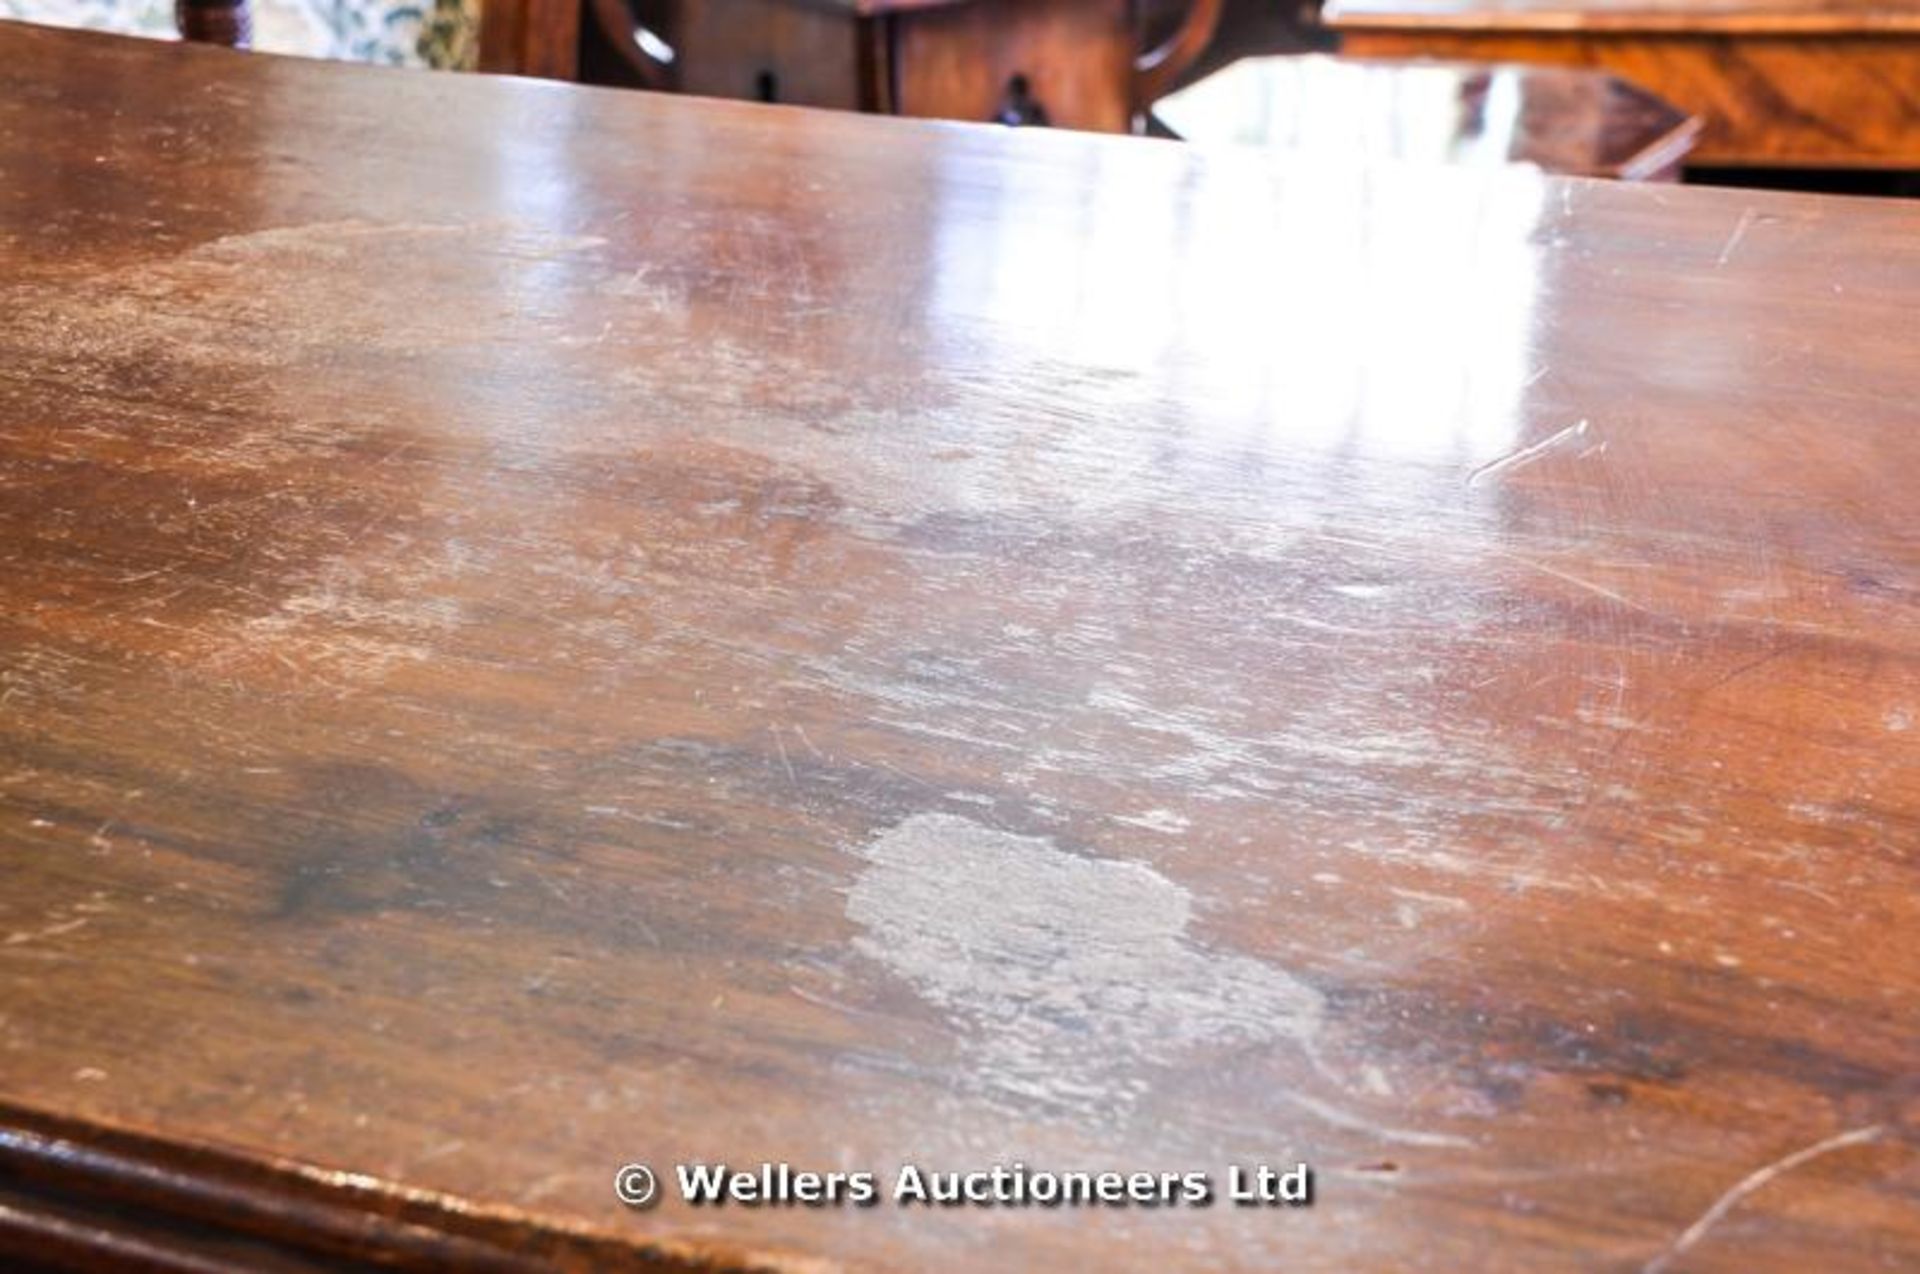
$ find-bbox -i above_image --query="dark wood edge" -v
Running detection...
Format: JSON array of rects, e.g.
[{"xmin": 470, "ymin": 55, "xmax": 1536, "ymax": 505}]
[
  {"xmin": 580, "ymin": 0, "xmax": 673, "ymax": 88},
  {"xmin": 1613, "ymin": 108, "xmax": 1703, "ymax": 181},
  {"xmin": 477, "ymin": 0, "xmax": 582, "ymax": 78},
  {"xmin": 0, "ymin": 1100, "xmax": 805, "ymax": 1274},
  {"xmin": 1135, "ymin": 0, "xmax": 1225, "ymax": 106},
  {"xmin": 174, "ymin": 0, "xmax": 252, "ymax": 48},
  {"xmin": 856, "ymin": 14, "xmax": 899, "ymax": 114}
]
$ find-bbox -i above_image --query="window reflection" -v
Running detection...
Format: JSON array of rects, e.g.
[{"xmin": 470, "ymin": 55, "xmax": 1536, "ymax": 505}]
[{"xmin": 925, "ymin": 144, "xmax": 1548, "ymax": 470}]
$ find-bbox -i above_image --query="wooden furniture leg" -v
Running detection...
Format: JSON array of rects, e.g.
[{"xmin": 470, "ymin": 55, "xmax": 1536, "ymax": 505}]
[
  {"xmin": 175, "ymin": 0, "xmax": 251, "ymax": 47},
  {"xmin": 481, "ymin": 0, "xmax": 584, "ymax": 79}
]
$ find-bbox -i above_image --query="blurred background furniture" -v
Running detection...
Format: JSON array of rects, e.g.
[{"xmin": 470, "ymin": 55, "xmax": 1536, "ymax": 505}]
[
  {"xmin": 4, "ymin": 0, "xmax": 1225, "ymax": 130},
  {"xmin": 1324, "ymin": 0, "xmax": 1920, "ymax": 168},
  {"xmin": 579, "ymin": 0, "xmax": 1225, "ymax": 131},
  {"xmin": 175, "ymin": 0, "xmax": 248, "ymax": 44},
  {"xmin": 1154, "ymin": 54, "xmax": 1699, "ymax": 179},
  {"xmin": 478, "ymin": 0, "xmax": 575, "ymax": 74}
]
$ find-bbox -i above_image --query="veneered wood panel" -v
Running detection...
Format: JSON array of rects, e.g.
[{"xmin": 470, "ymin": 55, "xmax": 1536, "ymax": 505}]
[
  {"xmin": 891, "ymin": 0, "xmax": 1136, "ymax": 130},
  {"xmin": 1337, "ymin": 29, "xmax": 1920, "ymax": 166},
  {"xmin": 675, "ymin": 0, "xmax": 865, "ymax": 109},
  {"xmin": 480, "ymin": 0, "xmax": 583, "ymax": 79}
]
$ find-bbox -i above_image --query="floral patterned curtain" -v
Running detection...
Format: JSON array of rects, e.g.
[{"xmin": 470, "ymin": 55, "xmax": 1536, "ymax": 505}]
[{"xmin": 0, "ymin": 0, "xmax": 482, "ymax": 69}]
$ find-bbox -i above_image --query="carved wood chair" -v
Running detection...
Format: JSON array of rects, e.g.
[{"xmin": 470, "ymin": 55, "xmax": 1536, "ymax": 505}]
[{"xmin": 583, "ymin": 0, "xmax": 1225, "ymax": 129}]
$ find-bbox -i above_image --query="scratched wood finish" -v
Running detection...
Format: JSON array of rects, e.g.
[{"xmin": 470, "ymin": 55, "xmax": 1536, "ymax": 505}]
[
  {"xmin": 1327, "ymin": 0, "xmax": 1920, "ymax": 167},
  {"xmin": 1153, "ymin": 55, "xmax": 1699, "ymax": 180},
  {"xmin": 1, "ymin": 22, "xmax": 1918, "ymax": 1274}
]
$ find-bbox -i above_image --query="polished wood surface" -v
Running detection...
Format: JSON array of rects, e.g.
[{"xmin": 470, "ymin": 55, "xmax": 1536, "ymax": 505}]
[
  {"xmin": 1327, "ymin": 0, "xmax": 1920, "ymax": 166},
  {"xmin": 1153, "ymin": 54, "xmax": 1699, "ymax": 179},
  {"xmin": 3, "ymin": 21, "xmax": 1919, "ymax": 1273}
]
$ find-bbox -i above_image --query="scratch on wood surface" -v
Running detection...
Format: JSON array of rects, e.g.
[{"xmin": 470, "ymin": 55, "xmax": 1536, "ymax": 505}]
[
  {"xmin": 770, "ymin": 725, "xmax": 797, "ymax": 785},
  {"xmin": 1466, "ymin": 419, "xmax": 1590, "ymax": 487},
  {"xmin": 1642, "ymin": 1125, "xmax": 1884, "ymax": 1273},
  {"xmin": 4, "ymin": 918, "xmax": 89, "ymax": 947},
  {"xmin": 1698, "ymin": 644, "xmax": 1792, "ymax": 694},
  {"xmin": 1715, "ymin": 208, "xmax": 1759, "ymax": 267},
  {"xmin": 1493, "ymin": 549, "xmax": 1655, "ymax": 615},
  {"xmin": 1281, "ymin": 1091, "xmax": 1472, "ymax": 1150},
  {"xmin": 789, "ymin": 984, "xmax": 881, "ymax": 1019}
]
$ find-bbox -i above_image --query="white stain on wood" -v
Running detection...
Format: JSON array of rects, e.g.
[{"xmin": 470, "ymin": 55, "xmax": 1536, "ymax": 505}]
[{"xmin": 846, "ymin": 812, "xmax": 1323, "ymax": 1111}]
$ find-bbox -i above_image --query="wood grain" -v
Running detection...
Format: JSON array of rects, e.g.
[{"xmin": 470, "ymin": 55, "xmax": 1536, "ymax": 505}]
[
  {"xmin": 1, "ymin": 22, "xmax": 1917, "ymax": 1274},
  {"xmin": 672, "ymin": 0, "xmax": 867, "ymax": 108},
  {"xmin": 174, "ymin": 0, "xmax": 252, "ymax": 48},
  {"xmin": 890, "ymin": 0, "xmax": 1137, "ymax": 129},
  {"xmin": 1327, "ymin": 0, "xmax": 1920, "ymax": 166},
  {"xmin": 479, "ymin": 0, "xmax": 583, "ymax": 78}
]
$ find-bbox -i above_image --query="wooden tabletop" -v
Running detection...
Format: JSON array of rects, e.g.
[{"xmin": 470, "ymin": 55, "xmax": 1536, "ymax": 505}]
[
  {"xmin": 2, "ymin": 21, "xmax": 1917, "ymax": 1274},
  {"xmin": 1324, "ymin": 0, "xmax": 1920, "ymax": 33},
  {"xmin": 1153, "ymin": 55, "xmax": 1699, "ymax": 181}
]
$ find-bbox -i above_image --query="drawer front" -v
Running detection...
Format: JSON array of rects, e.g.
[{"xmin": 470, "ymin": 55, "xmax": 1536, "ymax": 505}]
[
  {"xmin": 892, "ymin": 0, "xmax": 1136, "ymax": 133},
  {"xmin": 676, "ymin": 0, "xmax": 864, "ymax": 110}
]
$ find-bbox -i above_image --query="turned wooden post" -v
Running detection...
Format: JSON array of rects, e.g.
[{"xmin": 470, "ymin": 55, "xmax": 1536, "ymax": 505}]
[{"xmin": 176, "ymin": 0, "xmax": 252, "ymax": 47}]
